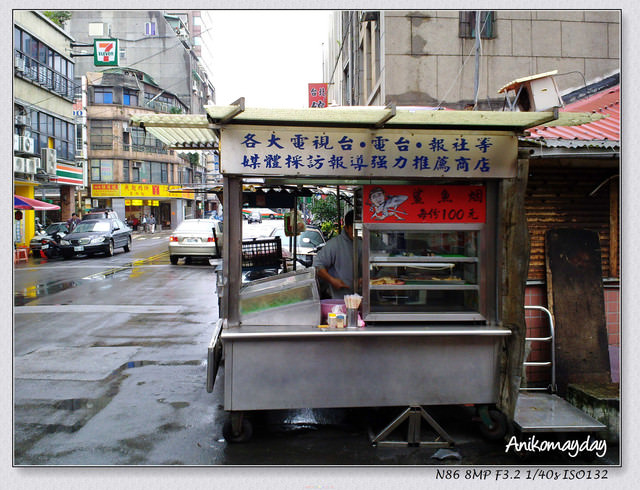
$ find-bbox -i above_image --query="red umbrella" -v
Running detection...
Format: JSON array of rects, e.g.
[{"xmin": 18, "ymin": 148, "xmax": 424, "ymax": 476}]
[{"xmin": 14, "ymin": 195, "xmax": 60, "ymax": 211}]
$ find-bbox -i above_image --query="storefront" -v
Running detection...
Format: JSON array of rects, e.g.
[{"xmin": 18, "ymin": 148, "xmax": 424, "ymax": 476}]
[{"xmin": 89, "ymin": 183, "xmax": 195, "ymax": 229}]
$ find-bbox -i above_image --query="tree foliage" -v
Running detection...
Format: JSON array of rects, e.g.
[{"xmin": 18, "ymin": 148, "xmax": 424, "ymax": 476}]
[
  {"xmin": 43, "ymin": 11, "xmax": 72, "ymax": 27},
  {"xmin": 310, "ymin": 194, "xmax": 345, "ymax": 238}
]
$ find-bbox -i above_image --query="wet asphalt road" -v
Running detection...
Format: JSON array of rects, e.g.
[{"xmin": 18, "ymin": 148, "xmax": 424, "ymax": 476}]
[{"xmin": 10, "ymin": 222, "xmax": 622, "ymax": 487}]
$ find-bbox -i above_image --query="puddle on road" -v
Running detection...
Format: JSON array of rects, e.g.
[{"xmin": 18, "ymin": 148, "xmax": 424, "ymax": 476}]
[{"xmin": 14, "ymin": 253, "xmax": 169, "ymax": 306}]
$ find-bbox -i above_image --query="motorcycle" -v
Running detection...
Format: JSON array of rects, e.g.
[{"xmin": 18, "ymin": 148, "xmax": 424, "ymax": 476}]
[{"xmin": 39, "ymin": 232, "xmax": 64, "ymax": 259}]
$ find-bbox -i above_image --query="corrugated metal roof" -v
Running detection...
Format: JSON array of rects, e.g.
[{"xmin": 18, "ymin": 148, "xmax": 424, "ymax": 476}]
[
  {"xmin": 524, "ymin": 85, "xmax": 619, "ymax": 148},
  {"xmin": 130, "ymin": 106, "xmax": 604, "ymax": 151},
  {"xmin": 129, "ymin": 114, "xmax": 218, "ymax": 150}
]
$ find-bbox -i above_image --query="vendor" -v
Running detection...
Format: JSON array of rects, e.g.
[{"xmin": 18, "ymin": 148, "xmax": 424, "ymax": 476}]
[{"xmin": 313, "ymin": 210, "xmax": 361, "ymax": 299}]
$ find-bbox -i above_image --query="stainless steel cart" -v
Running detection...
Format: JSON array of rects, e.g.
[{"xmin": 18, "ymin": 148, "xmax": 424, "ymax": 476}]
[{"xmin": 128, "ymin": 104, "xmax": 600, "ymax": 445}]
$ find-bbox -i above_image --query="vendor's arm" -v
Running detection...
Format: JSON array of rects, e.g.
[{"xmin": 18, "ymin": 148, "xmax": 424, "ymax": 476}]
[{"xmin": 316, "ymin": 267, "xmax": 349, "ymax": 292}]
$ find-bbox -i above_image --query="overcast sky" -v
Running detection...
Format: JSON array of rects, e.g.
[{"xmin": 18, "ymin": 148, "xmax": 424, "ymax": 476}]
[{"xmin": 201, "ymin": 10, "xmax": 332, "ymax": 108}]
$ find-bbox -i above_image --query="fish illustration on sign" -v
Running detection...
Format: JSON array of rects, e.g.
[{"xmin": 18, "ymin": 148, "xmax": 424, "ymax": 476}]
[{"xmin": 368, "ymin": 187, "xmax": 409, "ymax": 220}]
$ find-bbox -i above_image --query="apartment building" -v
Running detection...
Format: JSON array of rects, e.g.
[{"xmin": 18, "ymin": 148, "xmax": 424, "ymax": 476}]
[
  {"xmin": 66, "ymin": 10, "xmax": 219, "ymax": 222},
  {"xmin": 326, "ymin": 10, "xmax": 619, "ymax": 109},
  {"xmin": 13, "ymin": 10, "xmax": 81, "ymax": 247},
  {"xmin": 84, "ymin": 68, "xmax": 202, "ymax": 227}
]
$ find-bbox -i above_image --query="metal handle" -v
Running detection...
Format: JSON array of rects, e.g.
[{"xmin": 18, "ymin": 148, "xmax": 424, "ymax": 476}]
[{"xmin": 522, "ymin": 305, "xmax": 556, "ymax": 392}]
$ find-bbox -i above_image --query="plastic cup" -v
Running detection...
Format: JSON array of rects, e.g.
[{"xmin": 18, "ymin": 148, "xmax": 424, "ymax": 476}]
[{"xmin": 347, "ymin": 308, "xmax": 358, "ymax": 328}]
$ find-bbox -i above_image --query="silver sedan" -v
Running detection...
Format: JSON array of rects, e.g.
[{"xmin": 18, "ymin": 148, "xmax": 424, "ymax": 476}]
[{"xmin": 168, "ymin": 219, "xmax": 223, "ymax": 264}]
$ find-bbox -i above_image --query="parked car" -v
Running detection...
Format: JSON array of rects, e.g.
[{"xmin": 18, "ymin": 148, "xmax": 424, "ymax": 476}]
[
  {"xmin": 248, "ymin": 211, "xmax": 262, "ymax": 224},
  {"xmin": 82, "ymin": 208, "xmax": 119, "ymax": 220},
  {"xmin": 168, "ymin": 219, "xmax": 223, "ymax": 264},
  {"xmin": 269, "ymin": 225, "xmax": 326, "ymax": 267},
  {"xmin": 59, "ymin": 218, "xmax": 132, "ymax": 259},
  {"xmin": 29, "ymin": 222, "xmax": 69, "ymax": 256}
]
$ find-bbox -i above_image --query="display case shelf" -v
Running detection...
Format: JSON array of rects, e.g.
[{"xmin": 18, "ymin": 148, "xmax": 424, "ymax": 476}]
[{"xmin": 363, "ymin": 224, "xmax": 488, "ymax": 323}]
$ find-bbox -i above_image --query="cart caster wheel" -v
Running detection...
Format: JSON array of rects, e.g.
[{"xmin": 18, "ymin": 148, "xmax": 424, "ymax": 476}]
[
  {"xmin": 223, "ymin": 418, "xmax": 253, "ymax": 443},
  {"xmin": 478, "ymin": 409, "xmax": 508, "ymax": 441}
]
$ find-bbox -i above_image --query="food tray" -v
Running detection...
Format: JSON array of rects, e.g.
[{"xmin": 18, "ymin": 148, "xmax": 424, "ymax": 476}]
[{"xmin": 404, "ymin": 279, "xmax": 466, "ymax": 285}]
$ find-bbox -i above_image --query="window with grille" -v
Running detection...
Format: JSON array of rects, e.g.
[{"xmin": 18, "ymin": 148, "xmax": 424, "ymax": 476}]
[
  {"xmin": 89, "ymin": 120, "xmax": 113, "ymax": 150},
  {"xmin": 459, "ymin": 11, "xmax": 496, "ymax": 39}
]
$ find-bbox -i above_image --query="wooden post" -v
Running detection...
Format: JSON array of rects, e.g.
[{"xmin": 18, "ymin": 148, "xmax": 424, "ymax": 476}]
[
  {"xmin": 497, "ymin": 153, "xmax": 530, "ymax": 423},
  {"xmin": 609, "ymin": 178, "xmax": 619, "ymax": 278}
]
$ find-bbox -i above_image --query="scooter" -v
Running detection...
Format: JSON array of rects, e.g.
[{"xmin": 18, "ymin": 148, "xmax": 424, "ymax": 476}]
[{"xmin": 39, "ymin": 232, "xmax": 64, "ymax": 260}]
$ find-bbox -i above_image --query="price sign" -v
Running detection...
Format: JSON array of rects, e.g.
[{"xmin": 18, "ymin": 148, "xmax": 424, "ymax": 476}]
[{"xmin": 363, "ymin": 184, "xmax": 486, "ymax": 224}]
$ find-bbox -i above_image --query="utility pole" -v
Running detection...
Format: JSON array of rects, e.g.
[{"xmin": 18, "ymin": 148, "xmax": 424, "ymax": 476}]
[{"xmin": 473, "ymin": 11, "xmax": 481, "ymax": 109}]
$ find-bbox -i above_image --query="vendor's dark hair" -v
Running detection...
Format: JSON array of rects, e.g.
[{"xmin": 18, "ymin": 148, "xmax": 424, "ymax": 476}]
[{"xmin": 344, "ymin": 210, "xmax": 354, "ymax": 227}]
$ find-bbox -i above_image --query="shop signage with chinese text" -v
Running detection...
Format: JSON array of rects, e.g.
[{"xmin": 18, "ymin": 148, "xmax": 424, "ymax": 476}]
[
  {"xmin": 308, "ymin": 83, "xmax": 328, "ymax": 108},
  {"xmin": 221, "ymin": 125, "xmax": 517, "ymax": 179},
  {"xmin": 91, "ymin": 183, "xmax": 194, "ymax": 199}
]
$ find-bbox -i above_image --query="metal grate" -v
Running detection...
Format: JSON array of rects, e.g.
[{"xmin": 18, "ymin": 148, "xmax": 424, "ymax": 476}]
[{"xmin": 241, "ymin": 237, "xmax": 283, "ymax": 269}]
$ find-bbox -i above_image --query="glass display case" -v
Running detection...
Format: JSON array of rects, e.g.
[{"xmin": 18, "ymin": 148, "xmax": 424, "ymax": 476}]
[
  {"xmin": 362, "ymin": 224, "xmax": 491, "ymax": 323},
  {"xmin": 239, "ymin": 268, "xmax": 320, "ymax": 326}
]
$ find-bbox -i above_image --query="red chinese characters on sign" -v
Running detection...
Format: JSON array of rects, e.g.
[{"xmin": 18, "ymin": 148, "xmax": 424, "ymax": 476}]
[
  {"xmin": 363, "ymin": 185, "xmax": 486, "ymax": 224},
  {"xmin": 308, "ymin": 83, "xmax": 328, "ymax": 108}
]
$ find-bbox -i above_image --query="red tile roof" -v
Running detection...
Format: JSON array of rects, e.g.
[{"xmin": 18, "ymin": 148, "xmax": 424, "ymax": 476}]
[{"xmin": 525, "ymin": 85, "xmax": 619, "ymax": 144}]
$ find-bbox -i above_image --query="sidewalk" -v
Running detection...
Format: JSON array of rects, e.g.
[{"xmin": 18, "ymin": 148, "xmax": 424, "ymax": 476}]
[{"xmin": 132, "ymin": 227, "xmax": 172, "ymax": 237}]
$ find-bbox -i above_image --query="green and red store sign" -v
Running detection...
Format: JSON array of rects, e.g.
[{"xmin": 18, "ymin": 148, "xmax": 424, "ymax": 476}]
[{"xmin": 51, "ymin": 162, "xmax": 83, "ymax": 185}]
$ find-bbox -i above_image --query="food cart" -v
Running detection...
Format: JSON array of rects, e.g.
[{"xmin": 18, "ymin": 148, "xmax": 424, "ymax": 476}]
[{"xmin": 131, "ymin": 104, "xmax": 602, "ymax": 445}]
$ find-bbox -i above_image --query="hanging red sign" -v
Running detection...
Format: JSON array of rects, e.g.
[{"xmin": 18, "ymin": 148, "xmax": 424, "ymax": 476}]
[
  {"xmin": 308, "ymin": 83, "xmax": 328, "ymax": 108},
  {"xmin": 363, "ymin": 185, "xmax": 486, "ymax": 224}
]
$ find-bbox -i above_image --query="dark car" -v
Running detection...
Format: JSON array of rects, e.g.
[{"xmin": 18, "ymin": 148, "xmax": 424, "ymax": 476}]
[
  {"xmin": 29, "ymin": 222, "xmax": 69, "ymax": 256},
  {"xmin": 59, "ymin": 218, "xmax": 132, "ymax": 259}
]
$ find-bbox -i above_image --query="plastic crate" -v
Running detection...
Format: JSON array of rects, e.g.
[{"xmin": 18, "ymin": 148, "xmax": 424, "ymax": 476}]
[{"xmin": 241, "ymin": 237, "xmax": 283, "ymax": 269}]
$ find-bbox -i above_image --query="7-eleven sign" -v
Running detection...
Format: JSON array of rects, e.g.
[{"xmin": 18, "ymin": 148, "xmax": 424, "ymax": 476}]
[{"xmin": 94, "ymin": 39, "xmax": 119, "ymax": 66}]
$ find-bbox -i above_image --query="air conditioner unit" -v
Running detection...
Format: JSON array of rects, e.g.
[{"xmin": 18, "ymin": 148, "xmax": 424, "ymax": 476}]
[
  {"xmin": 131, "ymin": 161, "xmax": 141, "ymax": 168},
  {"xmin": 123, "ymin": 122, "xmax": 130, "ymax": 132},
  {"xmin": 15, "ymin": 115, "xmax": 30, "ymax": 126},
  {"xmin": 25, "ymin": 158, "xmax": 36, "ymax": 174},
  {"xmin": 32, "ymin": 157, "xmax": 41, "ymax": 171},
  {"xmin": 14, "ymin": 134, "xmax": 21, "ymax": 151},
  {"xmin": 21, "ymin": 136, "xmax": 35, "ymax": 153},
  {"xmin": 41, "ymin": 148, "xmax": 57, "ymax": 174},
  {"xmin": 14, "ymin": 56, "xmax": 25, "ymax": 72},
  {"xmin": 13, "ymin": 157, "xmax": 25, "ymax": 173}
]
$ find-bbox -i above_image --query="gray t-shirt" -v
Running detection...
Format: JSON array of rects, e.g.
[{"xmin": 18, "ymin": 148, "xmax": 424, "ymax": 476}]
[{"xmin": 313, "ymin": 229, "xmax": 361, "ymax": 298}]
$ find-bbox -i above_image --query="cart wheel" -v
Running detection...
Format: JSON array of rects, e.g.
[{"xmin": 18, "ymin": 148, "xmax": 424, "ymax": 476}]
[
  {"xmin": 223, "ymin": 418, "xmax": 253, "ymax": 443},
  {"xmin": 478, "ymin": 409, "xmax": 508, "ymax": 441}
]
